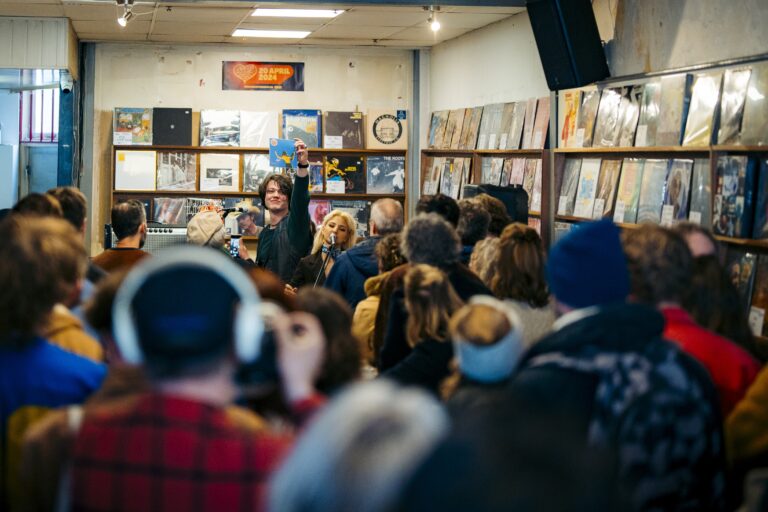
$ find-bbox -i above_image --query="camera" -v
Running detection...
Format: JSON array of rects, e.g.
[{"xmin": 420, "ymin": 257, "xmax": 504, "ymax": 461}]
[{"xmin": 60, "ymin": 71, "xmax": 73, "ymax": 94}]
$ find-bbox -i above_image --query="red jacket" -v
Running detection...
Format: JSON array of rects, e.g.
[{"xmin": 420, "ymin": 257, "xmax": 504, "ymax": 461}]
[{"xmin": 662, "ymin": 306, "xmax": 760, "ymax": 417}]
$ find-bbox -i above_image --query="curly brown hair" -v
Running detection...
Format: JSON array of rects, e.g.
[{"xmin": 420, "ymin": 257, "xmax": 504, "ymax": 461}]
[
  {"xmin": 0, "ymin": 216, "xmax": 87, "ymax": 346},
  {"xmin": 375, "ymin": 233, "xmax": 407, "ymax": 272},
  {"xmin": 490, "ymin": 223, "xmax": 549, "ymax": 307},
  {"xmin": 622, "ymin": 224, "xmax": 692, "ymax": 304}
]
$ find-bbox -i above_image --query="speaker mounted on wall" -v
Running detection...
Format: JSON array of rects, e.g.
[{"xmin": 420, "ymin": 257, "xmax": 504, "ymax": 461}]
[{"xmin": 526, "ymin": 0, "xmax": 610, "ymax": 90}]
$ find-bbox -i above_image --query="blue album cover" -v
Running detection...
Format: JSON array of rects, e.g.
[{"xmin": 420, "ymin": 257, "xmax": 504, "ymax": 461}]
[
  {"xmin": 269, "ymin": 138, "xmax": 298, "ymax": 168},
  {"xmin": 282, "ymin": 109, "xmax": 322, "ymax": 148}
]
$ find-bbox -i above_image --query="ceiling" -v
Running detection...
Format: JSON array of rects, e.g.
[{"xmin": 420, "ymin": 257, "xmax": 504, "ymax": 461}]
[{"xmin": 0, "ymin": 1, "xmax": 526, "ymax": 48}]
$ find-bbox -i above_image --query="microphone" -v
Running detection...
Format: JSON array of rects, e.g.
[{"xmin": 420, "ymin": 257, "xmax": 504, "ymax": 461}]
[{"xmin": 329, "ymin": 232, "xmax": 337, "ymax": 246}]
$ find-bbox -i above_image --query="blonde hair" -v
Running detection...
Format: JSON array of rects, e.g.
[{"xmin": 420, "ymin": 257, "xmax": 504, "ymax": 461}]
[
  {"xmin": 449, "ymin": 303, "xmax": 511, "ymax": 347},
  {"xmin": 404, "ymin": 264, "xmax": 463, "ymax": 347},
  {"xmin": 311, "ymin": 209, "xmax": 358, "ymax": 255}
]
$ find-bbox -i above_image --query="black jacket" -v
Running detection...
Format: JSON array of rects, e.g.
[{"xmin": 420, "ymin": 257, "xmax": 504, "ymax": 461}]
[{"xmin": 382, "ymin": 338, "xmax": 453, "ymax": 395}]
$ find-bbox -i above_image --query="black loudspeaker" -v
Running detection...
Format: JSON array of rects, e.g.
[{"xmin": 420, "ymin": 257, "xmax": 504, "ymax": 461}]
[
  {"xmin": 463, "ymin": 184, "xmax": 529, "ymax": 225},
  {"xmin": 526, "ymin": 0, "xmax": 610, "ymax": 90}
]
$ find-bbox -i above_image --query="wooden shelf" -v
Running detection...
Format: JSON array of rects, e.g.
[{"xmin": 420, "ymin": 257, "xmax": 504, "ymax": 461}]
[
  {"xmin": 115, "ymin": 145, "xmax": 406, "ymax": 155},
  {"xmin": 421, "ymin": 148, "xmax": 544, "ymax": 156},
  {"xmin": 554, "ymin": 146, "xmax": 710, "ymax": 154},
  {"xmin": 114, "ymin": 189, "xmax": 253, "ymax": 196},
  {"xmin": 711, "ymin": 145, "xmax": 768, "ymax": 152},
  {"xmin": 713, "ymin": 235, "xmax": 768, "ymax": 251}
]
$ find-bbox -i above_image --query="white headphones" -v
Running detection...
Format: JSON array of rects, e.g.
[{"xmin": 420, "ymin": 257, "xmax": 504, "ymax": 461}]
[{"xmin": 112, "ymin": 246, "xmax": 264, "ymax": 366}]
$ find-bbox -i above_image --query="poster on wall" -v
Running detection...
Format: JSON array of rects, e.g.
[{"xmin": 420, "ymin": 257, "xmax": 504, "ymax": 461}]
[{"xmin": 222, "ymin": 62, "xmax": 304, "ymax": 91}]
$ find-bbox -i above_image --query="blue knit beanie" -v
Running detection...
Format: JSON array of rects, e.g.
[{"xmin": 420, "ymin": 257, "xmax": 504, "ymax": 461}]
[{"xmin": 546, "ymin": 219, "xmax": 629, "ymax": 309}]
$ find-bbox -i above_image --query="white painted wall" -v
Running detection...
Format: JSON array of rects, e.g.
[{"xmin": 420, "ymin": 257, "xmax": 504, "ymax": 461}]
[
  {"xmin": 429, "ymin": 13, "xmax": 548, "ymax": 112},
  {"xmin": 86, "ymin": 42, "xmax": 413, "ymax": 251}
]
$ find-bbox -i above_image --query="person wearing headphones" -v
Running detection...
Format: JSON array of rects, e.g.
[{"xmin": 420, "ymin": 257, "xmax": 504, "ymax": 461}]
[{"xmin": 66, "ymin": 247, "xmax": 326, "ymax": 511}]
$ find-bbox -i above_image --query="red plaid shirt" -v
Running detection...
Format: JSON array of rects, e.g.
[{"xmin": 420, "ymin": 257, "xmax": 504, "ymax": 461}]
[{"xmin": 71, "ymin": 392, "xmax": 320, "ymax": 512}]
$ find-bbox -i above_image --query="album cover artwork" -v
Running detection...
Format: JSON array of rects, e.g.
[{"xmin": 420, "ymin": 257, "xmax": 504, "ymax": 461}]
[
  {"xmin": 688, "ymin": 158, "xmax": 712, "ymax": 228},
  {"xmin": 592, "ymin": 88, "xmax": 623, "ymax": 148},
  {"xmin": 560, "ymin": 90, "xmax": 581, "ymax": 148},
  {"xmin": 741, "ymin": 61, "xmax": 768, "ymax": 145},
  {"xmin": 614, "ymin": 158, "xmax": 645, "ymax": 224},
  {"xmin": 240, "ymin": 111, "xmax": 279, "ymax": 148},
  {"xmin": 449, "ymin": 109, "xmax": 468, "ymax": 150},
  {"xmin": 323, "ymin": 111, "xmax": 364, "ymax": 149},
  {"xmin": 662, "ymin": 159, "xmax": 693, "ymax": 221},
  {"xmin": 530, "ymin": 160, "xmax": 543, "ymax": 213},
  {"xmin": 592, "ymin": 159, "xmax": 622, "ymax": 219},
  {"xmin": 152, "ymin": 107, "xmax": 192, "ymax": 146},
  {"xmin": 508, "ymin": 158, "xmax": 527, "ymax": 186},
  {"xmin": 636, "ymin": 80, "xmax": 662, "ymax": 147},
  {"xmin": 456, "ymin": 109, "xmax": 473, "ymax": 149},
  {"xmin": 618, "ymin": 85, "xmax": 643, "ymax": 147},
  {"xmin": 724, "ymin": 247, "xmax": 758, "ymax": 314},
  {"xmin": 153, "ymin": 197, "xmax": 187, "ymax": 225},
  {"xmin": 366, "ymin": 109, "xmax": 407, "ymax": 150},
  {"xmin": 554, "ymin": 222, "xmax": 574, "ymax": 243},
  {"xmin": 156, "ymin": 152, "xmax": 197, "ymax": 191},
  {"xmin": 423, "ymin": 157, "xmax": 444, "ymax": 195},
  {"xmin": 461, "ymin": 107, "xmax": 484, "ymax": 150},
  {"xmin": 753, "ymin": 159, "xmax": 768, "ymax": 239},
  {"xmin": 575, "ymin": 90, "xmax": 600, "ymax": 148},
  {"xmin": 522, "ymin": 159, "xmax": 540, "ymax": 207},
  {"xmin": 428, "ymin": 110, "xmax": 449, "ymax": 149},
  {"xmin": 325, "ymin": 155, "xmax": 365, "ymax": 194},
  {"xmin": 656, "ymin": 74, "xmax": 692, "ymax": 146},
  {"xmin": 367, "ymin": 155, "xmax": 406, "ymax": 194},
  {"xmin": 439, "ymin": 159, "xmax": 456, "ymax": 198},
  {"xmin": 637, "ymin": 159, "xmax": 670, "ymax": 224},
  {"xmin": 448, "ymin": 159, "xmax": 466, "ymax": 200},
  {"xmin": 330, "ymin": 200, "xmax": 372, "ymax": 238},
  {"xmin": 521, "ymin": 98, "xmax": 539, "ymax": 149},
  {"xmin": 682, "ymin": 71, "xmax": 723, "ymax": 147},
  {"xmin": 114, "ymin": 107, "xmax": 152, "ymax": 145},
  {"xmin": 505, "ymin": 102, "xmax": 527, "ymax": 151},
  {"xmin": 530, "ymin": 97, "xmax": 550, "ymax": 149},
  {"xmin": 557, "ymin": 158, "xmax": 582, "ymax": 216},
  {"xmin": 713, "ymin": 155, "xmax": 756, "ymax": 238},
  {"xmin": 749, "ymin": 255, "xmax": 768, "ymax": 336},
  {"xmin": 498, "ymin": 103, "xmax": 517, "ymax": 150},
  {"xmin": 480, "ymin": 158, "xmax": 493, "ymax": 185},
  {"xmin": 458, "ymin": 158, "xmax": 472, "ymax": 199},
  {"xmin": 718, "ymin": 68, "xmax": 752, "ymax": 145},
  {"xmin": 500, "ymin": 158, "xmax": 514, "ymax": 186},
  {"xmin": 199, "ymin": 153, "xmax": 240, "ymax": 192},
  {"xmin": 308, "ymin": 158, "xmax": 324, "ymax": 192},
  {"xmin": 477, "ymin": 103, "xmax": 503, "ymax": 150},
  {"xmin": 243, "ymin": 154, "xmax": 272, "ymax": 192},
  {"xmin": 573, "ymin": 158, "xmax": 601, "ymax": 218},
  {"xmin": 282, "ymin": 109, "xmax": 322, "ymax": 148},
  {"xmin": 269, "ymin": 138, "xmax": 298, "ymax": 169},
  {"xmin": 309, "ymin": 199, "xmax": 332, "ymax": 229},
  {"xmin": 442, "ymin": 110, "xmax": 460, "ymax": 150},
  {"xmin": 114, "ymin": 150, "xmax": 156, "ymax": 191},
  {"xmin": 200, "ymin": 110, "xmax": 240, "ymax": 147}
]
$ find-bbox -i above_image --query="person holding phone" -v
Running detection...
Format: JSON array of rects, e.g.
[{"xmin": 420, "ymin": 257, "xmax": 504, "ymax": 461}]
[
  {"xmin": 285, "ymin": 210, "xmax": 358, "ymax": 294},
  {"xmin": 256, "ymin": 139, "xmax": 313, "ymax": 284}
]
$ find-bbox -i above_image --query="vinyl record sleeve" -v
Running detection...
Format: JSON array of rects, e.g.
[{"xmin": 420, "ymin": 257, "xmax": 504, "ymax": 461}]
[
  {"xmin": 718, "ymin": 68, "xmax": 752, "ymax": 145},
  {"xmin": 152, "ymin": 108, "xmax": 192, "ymax": 146},
  {"xmin": 156, "ymin": 151, "xmax": 196, "ymax": 191},
  {"xmin": 682, "ymin": 71, "xmax": 723, "ymax": 147},
  {"xmin": 366, "ymin": 109, "xmax": 407, "ymax": 150},
  {"xmin": 200, "ymin": 110, "xmax": 240, "ymax": 147},
  {"xmin": 241, "ymin": 111, "xmax": 279, "ymax": 148}
]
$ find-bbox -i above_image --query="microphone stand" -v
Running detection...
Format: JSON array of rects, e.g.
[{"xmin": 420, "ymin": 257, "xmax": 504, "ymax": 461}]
[{"xmin": 313, "ymin": 235, "xmax": 336, "ymax": 288}]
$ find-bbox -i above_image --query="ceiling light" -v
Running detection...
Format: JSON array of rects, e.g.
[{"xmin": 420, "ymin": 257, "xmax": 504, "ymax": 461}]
[
  {"xmin": 232, "ymin": 29, "xmax": 312, "ymax": 39},
  {"xmin": 426, "ymin": 5, "xmax": 441, "ymax": 32},
  {"xmin": 116, "ymin": 0, "xmax": 134, "ymax": 28},
  {"xmin": 117, "ymin": 10, "xmax": 133, "ymax": 27},
  {"xmin": 251, "ymin": 8, "xmax": 344, "ymax": 18}
]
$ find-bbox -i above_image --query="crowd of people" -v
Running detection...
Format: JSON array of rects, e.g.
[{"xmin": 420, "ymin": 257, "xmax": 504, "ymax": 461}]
[{"xmin": 2, "ymin": 142, "xmax": 768, "ymax": 511}]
